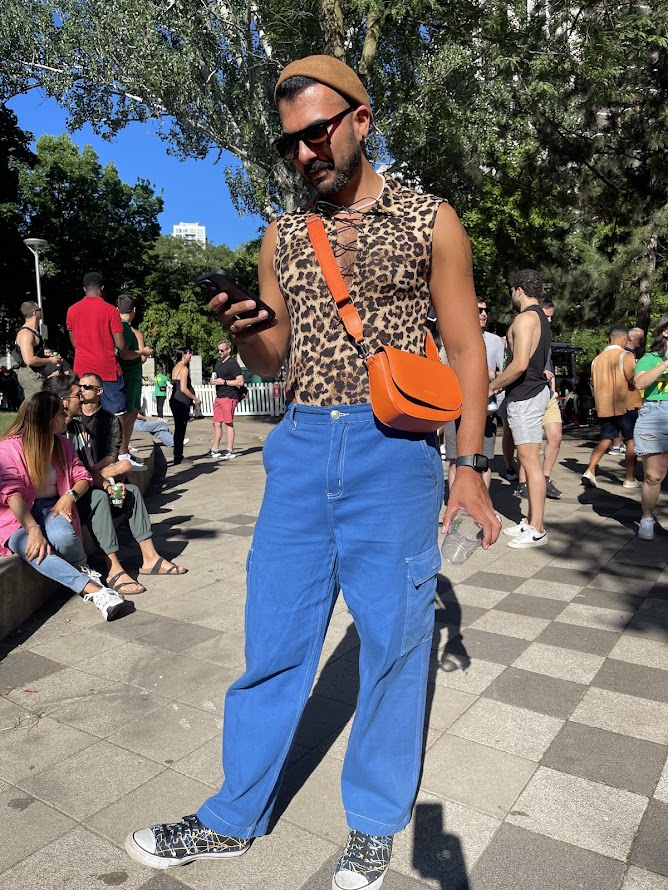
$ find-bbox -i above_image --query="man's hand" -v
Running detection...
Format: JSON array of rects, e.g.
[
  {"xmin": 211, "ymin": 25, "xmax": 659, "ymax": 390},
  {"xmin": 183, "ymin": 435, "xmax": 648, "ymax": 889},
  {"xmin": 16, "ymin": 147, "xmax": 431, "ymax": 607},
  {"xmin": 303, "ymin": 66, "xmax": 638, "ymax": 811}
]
[
  {"xmin": 207, "ymin": 292, "xmax": 273, "ymax": 338},
  {"xmin": 441, "ymin": 469, "xmax": 501, "ymax": 548},
  {"xmin": 139, "ymin": 346, "xmax": 154, "ymax": 357},
  {"xmin": 25, "ymin": 526, "xmax": 51, "ymax": 564},
  {"xmin": 48, "ymin": 494, "xmax": 76, "ymax": 523}
]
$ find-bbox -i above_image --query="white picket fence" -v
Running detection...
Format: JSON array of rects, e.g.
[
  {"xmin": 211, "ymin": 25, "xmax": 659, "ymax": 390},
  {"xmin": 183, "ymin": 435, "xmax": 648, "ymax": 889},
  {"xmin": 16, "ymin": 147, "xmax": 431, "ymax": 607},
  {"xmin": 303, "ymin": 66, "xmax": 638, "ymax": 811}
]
[{"xmin": 141, "ymin": 382, "xmax": 286, "ymax": 418}]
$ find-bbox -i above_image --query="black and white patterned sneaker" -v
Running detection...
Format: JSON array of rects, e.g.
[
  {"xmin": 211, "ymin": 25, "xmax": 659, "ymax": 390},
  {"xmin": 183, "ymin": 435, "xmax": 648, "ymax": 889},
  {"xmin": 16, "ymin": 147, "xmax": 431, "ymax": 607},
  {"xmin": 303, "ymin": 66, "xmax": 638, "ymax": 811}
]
[
  {"xmin": 333, "ymin": 830, "xmax": 393, "ymax": 890},
  {"xmin": 125, "ymin": 814, "xmax": 250, "ymax": 869}
]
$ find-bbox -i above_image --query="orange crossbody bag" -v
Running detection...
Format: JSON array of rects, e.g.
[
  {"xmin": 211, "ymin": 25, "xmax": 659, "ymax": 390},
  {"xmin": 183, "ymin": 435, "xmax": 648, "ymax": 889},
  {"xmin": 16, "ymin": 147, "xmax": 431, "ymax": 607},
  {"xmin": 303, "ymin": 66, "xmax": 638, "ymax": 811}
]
[{"xmin": 306, "ymin": 214, "xmax": 463, "ymax": 433}]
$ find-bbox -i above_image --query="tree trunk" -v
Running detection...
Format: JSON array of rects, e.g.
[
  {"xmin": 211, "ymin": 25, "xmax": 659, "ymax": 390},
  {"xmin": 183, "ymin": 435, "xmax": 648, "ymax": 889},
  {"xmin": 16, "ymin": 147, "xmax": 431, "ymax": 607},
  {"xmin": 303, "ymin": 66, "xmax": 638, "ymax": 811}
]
[
  {"xmin": 320, "ymin": 0, "xmax": 345, "ymax": 60},
  {"xmin": 636, "ymin": 232, "xmax": 657, "ymax": 333},
  {"xmin": 359, "ymin": 9, "xmax": 387, "ymax": 82}
]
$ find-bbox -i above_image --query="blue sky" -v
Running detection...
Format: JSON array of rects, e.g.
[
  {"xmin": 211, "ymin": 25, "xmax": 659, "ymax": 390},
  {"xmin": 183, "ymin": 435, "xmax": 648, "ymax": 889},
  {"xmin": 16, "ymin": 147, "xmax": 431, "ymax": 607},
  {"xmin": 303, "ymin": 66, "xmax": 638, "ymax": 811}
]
[{"xmin": 8, "ymin": 91, "xmax": 266, "ymax": 248}]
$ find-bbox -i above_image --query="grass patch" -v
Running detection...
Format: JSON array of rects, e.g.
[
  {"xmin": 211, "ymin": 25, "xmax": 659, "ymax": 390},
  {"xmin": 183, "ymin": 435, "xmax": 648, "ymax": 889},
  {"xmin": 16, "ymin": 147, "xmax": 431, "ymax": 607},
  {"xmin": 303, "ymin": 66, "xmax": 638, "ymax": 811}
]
[{"xmin": 0, "ymin": 413, "xmax": 17, "ymax": 436}]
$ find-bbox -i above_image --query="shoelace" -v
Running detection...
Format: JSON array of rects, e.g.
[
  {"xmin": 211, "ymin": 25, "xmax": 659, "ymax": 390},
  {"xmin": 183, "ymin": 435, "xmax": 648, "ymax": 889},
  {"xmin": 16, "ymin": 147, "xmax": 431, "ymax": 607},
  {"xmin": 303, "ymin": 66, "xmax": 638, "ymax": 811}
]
[
  {"xmin": 83, "ymin": 588, "xmax": 120, "ymax": 609},
  {"xmin": 80, "ymin": 565, "xmax": 102, "ymax": 584},
  {"xmin": 155, "ymin": 814, "xmax": 202, "ymax": 845},
  {"xmin": 340, "ymin": 832, "xmax": 391, "ymax": 873}
]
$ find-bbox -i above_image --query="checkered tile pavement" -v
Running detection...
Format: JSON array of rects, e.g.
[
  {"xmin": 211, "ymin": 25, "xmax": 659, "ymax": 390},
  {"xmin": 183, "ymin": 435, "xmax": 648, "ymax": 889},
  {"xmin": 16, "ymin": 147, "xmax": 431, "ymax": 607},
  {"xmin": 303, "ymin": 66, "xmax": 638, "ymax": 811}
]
[{"xmin": 0, "ymin": 418, "xmax": 666, "ymax": 890}]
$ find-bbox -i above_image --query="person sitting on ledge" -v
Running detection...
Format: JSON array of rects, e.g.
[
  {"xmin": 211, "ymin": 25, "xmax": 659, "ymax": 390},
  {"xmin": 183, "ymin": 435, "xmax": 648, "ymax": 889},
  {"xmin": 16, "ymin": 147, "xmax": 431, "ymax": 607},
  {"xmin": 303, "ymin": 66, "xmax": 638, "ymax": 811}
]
[
  {"xmin": 0, "ymin": 391, "xmax": 125, "ymax": 620},
  {"xmin": 44, "ymin": 373, "xmax": 187, "ymax": 594}
]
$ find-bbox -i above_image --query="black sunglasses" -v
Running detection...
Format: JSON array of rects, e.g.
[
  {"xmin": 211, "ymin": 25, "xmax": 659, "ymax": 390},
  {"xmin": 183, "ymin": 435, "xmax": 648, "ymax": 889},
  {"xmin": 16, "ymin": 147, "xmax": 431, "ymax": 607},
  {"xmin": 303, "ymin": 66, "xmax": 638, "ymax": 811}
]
[
  {"xmin": 478, "ymin": 308, "xmax": 488, "ymax": 313},
  {"xmin": 80, "ymin": 384, "xmax": 99, "ymax": 391},
  {"xmin": 274, "ymin": 107, "xmax": 355, "ymax": 160}
]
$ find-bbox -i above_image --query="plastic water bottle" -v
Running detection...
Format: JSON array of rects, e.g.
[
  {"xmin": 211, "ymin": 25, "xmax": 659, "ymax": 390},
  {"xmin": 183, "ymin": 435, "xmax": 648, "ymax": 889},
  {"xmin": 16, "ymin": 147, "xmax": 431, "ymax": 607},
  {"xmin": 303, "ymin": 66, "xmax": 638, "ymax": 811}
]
[{"xmin": 441, "ymin": 510, "xmax": 483, "ymax": 565}]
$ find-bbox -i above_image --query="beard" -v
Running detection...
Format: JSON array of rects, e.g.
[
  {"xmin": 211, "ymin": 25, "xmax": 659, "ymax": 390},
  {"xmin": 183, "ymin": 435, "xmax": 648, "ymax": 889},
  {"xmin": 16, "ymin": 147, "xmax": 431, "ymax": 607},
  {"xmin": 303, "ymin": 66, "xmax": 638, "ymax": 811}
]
[{"xmin": 304, "ymin": 134, "xmax": 363, "ymax": 198}]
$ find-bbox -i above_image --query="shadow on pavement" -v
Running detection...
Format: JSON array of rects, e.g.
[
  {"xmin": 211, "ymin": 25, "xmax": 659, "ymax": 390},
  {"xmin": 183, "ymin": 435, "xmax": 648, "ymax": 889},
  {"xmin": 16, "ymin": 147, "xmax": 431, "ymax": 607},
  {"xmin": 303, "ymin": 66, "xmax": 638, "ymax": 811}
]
[{"xmin": 412, "ymin": 802, "xmax": 470, "ymax": 889}]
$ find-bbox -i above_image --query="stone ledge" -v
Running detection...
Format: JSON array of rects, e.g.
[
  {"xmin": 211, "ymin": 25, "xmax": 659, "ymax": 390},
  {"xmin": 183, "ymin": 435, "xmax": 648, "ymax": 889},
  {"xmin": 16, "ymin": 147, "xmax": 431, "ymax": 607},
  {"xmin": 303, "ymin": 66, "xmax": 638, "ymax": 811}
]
[{"xmin": 0, "ymin": 435, "xmax": 157, "ymax": 642}]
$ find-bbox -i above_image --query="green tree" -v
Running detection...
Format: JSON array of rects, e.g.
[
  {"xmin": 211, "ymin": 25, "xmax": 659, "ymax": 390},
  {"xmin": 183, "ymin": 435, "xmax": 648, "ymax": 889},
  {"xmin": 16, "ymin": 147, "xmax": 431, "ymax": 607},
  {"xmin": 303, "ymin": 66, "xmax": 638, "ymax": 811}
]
[
  {"xmin": 1, "ymin": 0, "xmax": 435, "ymax": 216},
  {"xmin": 139, "ymin": 234, "xmax": 261, "ymax": 368},
  {"xmin": 0, "ymin": 105, "xmax": 35, "ymax": 344},
  {"xmin": 18, "ymin": 134, "xmax": 162, "ymax": 351}
]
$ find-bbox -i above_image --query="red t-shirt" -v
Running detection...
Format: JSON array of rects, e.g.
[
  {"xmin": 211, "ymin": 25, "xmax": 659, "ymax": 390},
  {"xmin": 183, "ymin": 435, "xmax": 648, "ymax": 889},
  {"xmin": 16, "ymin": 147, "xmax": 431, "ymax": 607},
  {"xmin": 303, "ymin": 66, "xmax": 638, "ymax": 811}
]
[{"xmin": 66, "ymin": 296, "xmax": 124, "ymax": 380}]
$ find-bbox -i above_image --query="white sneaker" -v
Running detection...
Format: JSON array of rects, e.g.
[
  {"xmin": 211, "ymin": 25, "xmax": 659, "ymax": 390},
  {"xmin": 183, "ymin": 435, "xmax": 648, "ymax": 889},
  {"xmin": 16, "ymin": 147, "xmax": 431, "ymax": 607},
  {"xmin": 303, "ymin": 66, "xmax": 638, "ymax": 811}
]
[
  {"xmin": 638, "ymin": 518, "xmax": 655, "ymax": 541},
  {"xmin": 120, "ymin": 453, "xmax": 148, "ymax": 472},
  {"xmin": 622, "ymin": 479, "xmax": 641, "ymax": 489},
  {"xmin": 83, "ymin": 587, "xmax": 125, "ymax": 620},
  {"xmin": 507, "ymin": 525, "xmax": 548, "ymax": 549},
  {"xmin": 220, "ymin": 451, "xmax": 237, "ymax": 460},
  {"xmin": 581, "ymin": 470, "xmax": 598, "ymax": 488},
  {"xmin": 503, "ymin": 521, "xmax": 529, "ymax": 537},
  {"xmin": 79, "ymin": 565, "xmax": 103, "ymax": 585}
]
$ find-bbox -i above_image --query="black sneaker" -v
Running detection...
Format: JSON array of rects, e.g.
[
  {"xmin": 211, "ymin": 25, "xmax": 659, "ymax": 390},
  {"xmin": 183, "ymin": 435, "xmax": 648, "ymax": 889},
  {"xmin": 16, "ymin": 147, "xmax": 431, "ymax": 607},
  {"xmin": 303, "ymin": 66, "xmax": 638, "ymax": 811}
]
[
  {"xmin": 333, "ymin": 830, "xmax": 393, "ymax": 890},
  {"xmin": 125, "ymin": 814, "xmax": 250, "ymax": 869},
  {"xmin": 501, "ymin": 466, "xmax": 519, "ymax": 482},
  {"xmin": 514, "ymin": 482, "xmax": 528, "ymax": 499},
  {"xmin": 545, "ymin": 478, "xmax": 563, "ymax": 499}
]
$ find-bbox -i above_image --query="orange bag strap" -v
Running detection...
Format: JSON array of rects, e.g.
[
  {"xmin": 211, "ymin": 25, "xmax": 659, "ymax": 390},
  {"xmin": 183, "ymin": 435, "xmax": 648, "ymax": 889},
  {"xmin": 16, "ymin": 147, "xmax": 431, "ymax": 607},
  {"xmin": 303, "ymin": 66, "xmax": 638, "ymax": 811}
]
[
  {"xmin": 306, "ymin": 214, "xmax": 367, "ymax": 349},
  {"xmin": 306, "ymin": 213, "xmax": 439, "ymax": 362}
]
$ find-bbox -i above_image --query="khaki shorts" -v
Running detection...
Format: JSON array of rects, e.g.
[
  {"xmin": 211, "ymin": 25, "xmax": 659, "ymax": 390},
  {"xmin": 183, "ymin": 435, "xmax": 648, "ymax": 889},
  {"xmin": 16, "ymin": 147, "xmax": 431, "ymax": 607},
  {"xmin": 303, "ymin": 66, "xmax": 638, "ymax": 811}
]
[{"xmin": 542, "ymin": 393, "xmax": 562, "ymax": 426}]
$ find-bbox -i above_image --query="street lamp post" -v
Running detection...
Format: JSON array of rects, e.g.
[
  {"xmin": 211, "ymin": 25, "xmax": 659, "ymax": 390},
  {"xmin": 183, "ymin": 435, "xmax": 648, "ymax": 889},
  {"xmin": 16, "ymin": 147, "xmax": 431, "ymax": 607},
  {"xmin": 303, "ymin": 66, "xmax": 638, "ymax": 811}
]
[{"xmin": 23, "ymin": 238, "xmax": 49, "ymax": 340}]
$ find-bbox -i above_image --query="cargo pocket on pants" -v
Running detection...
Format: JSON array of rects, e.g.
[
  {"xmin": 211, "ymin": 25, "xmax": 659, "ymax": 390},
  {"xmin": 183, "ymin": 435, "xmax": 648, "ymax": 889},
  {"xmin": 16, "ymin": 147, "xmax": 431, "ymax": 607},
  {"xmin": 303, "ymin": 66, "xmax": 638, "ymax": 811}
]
[{"xmin": 402, "ymin": 545, "xmax": 441, "ymax": 655}]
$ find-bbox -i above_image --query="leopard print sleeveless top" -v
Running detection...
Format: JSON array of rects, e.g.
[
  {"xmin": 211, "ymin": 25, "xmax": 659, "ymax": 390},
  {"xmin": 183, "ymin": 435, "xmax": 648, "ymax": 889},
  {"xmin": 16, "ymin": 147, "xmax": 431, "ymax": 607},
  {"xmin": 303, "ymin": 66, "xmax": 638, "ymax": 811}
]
[{"xmin": 274, "ymin": 176, "xmax": 444, "ymax": 405}]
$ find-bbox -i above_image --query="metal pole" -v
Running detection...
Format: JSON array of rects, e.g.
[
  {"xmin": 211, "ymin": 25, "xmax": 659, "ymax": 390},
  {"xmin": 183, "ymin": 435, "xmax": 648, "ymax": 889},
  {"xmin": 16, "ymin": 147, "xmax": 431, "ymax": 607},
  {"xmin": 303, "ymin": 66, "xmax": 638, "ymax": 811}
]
[{"xmin": 33, "ymin": 249, "xmax": 44, "ymax": 324}]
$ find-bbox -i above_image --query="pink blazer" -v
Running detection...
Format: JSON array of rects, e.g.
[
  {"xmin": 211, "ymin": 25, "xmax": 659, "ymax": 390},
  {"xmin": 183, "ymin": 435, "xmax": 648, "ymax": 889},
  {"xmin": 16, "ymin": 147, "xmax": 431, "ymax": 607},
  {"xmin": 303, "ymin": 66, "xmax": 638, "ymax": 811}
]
[{"xmin": 0, "ymin": 434, "xmax": 92, "ymax": 556}]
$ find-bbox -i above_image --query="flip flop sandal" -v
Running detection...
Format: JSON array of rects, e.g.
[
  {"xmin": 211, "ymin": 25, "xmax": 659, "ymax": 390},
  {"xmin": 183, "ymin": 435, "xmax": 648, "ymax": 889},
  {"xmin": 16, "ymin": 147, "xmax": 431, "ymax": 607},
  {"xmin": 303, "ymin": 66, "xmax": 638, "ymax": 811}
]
[
  {"xmin": 107, "ymin": 571, "xmax": 147, "ymax": 594},
  {"xmin": 138, "ymin": 557, "xmax": 188, "ymax": 576}
]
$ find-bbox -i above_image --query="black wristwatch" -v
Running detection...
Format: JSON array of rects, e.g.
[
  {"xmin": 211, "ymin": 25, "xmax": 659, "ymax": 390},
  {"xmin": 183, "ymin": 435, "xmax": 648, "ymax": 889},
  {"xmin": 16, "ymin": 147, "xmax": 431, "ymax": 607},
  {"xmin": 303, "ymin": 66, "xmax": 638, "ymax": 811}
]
[{"xmin": 455, "ymin": 454, "xmax": 489, "ymax": 473}]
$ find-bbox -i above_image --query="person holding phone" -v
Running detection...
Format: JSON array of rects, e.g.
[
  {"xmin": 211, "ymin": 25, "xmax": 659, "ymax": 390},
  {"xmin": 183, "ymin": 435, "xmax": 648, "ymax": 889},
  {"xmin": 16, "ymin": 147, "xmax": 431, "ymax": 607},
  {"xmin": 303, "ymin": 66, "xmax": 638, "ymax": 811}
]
[
  {"xmin": 127, "ymin": 55, "xmax": 499, "ymax": 889},
  {"xmin": 208, "ymin": 339, "xmax": 244, "ymax": 460}
]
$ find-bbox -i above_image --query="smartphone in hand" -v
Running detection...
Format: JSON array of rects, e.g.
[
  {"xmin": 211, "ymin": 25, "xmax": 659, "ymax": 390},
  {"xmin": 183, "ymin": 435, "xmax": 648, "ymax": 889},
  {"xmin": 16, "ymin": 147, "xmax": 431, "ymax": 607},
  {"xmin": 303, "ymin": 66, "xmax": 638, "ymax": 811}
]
[{"xmin": 196, "ymin": 269, "xmax": 277, "ymax": 329}]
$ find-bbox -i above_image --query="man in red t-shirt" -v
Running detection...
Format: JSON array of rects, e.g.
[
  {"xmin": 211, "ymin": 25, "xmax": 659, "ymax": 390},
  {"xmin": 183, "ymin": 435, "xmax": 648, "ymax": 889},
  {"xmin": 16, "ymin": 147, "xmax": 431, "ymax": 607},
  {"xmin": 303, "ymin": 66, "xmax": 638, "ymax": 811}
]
[{"xmin": 67, "ymin": 272, "xmax": 151, "ymax": 466}]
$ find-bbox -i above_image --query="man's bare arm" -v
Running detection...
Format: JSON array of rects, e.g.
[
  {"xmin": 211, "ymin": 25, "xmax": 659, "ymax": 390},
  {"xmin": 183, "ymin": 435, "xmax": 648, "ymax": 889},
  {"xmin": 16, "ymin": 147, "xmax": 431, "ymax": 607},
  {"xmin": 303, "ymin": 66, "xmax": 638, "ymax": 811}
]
[
  {"xmin": 17, "ymin": 329, "xmax": 54, "ymax": 368},
  {"xmin": 429, "ymin": 203, "xmax": 500, "ymax": 547},
  {"xmin": 491, "ymin": 313, "xmax": 538, "ymax": 393}
]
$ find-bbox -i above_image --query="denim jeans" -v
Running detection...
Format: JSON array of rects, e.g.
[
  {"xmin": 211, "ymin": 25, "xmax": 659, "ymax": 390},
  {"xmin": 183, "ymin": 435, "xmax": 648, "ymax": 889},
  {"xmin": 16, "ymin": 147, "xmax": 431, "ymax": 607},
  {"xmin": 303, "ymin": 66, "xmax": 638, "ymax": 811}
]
[
  {"xmin": 134, "ymin": 418, "xmax": 174, "ymax": 448},
  {"xmin": 8, "ymin": 496, "xmax": 90, "ymax": 594},
  {"xmin": 197, "ymin": 402, "xmax": 443, "ymax": 838}
]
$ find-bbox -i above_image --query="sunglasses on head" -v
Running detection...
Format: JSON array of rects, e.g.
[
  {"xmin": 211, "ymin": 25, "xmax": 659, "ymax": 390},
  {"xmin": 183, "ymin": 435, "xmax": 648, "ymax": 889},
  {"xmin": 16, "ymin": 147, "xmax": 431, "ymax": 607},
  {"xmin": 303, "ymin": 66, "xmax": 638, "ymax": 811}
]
[{"xmin": 273, "ymin": 107, "xmax": 355, "ymax": 160}]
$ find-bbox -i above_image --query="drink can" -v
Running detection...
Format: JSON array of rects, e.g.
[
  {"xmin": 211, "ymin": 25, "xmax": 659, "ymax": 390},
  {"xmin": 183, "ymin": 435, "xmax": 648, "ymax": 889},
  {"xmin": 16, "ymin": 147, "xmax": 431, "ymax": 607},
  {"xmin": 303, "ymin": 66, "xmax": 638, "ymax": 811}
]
[{"xmin": 110, "ymin": 483, "xmax": 124, "ymax": 508}]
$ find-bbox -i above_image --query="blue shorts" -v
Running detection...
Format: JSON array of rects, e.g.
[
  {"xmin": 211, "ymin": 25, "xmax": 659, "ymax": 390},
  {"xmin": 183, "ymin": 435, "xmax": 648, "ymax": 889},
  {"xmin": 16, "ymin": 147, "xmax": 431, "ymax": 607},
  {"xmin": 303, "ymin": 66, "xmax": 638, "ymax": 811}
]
[
  {"xmin": 100, "ymin": 374, "xmax": 127, "ymax": 415},
  {"xmin": 633, "ymin": 401, "xmax": 668, "ymax": 455},
  {"xmin": 599, "ymin": 410, "xmax": 637, "ymax": 442}
]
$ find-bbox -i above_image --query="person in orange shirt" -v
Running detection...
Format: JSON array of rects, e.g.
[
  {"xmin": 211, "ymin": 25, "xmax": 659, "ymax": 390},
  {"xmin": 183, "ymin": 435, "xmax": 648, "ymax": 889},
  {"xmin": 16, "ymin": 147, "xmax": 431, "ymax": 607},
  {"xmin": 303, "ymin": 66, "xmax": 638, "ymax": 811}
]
[{"xmin": 582, "ymin": 324, "xmax": 640, "ymax": 488}]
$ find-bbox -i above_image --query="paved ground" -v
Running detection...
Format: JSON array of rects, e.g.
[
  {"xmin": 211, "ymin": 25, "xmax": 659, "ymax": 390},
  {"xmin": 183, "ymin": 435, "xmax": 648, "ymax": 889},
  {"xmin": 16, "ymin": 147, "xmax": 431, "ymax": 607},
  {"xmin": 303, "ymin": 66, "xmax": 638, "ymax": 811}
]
[{"xmin": 1, "ymin": 416, "xmax": 667, "ymax": 890}]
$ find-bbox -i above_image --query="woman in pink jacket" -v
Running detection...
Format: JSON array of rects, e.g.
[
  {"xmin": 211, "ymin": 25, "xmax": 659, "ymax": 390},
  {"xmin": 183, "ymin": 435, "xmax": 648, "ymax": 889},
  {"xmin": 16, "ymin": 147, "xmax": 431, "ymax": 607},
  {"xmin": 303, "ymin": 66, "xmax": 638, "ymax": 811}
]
[{"xmin": 0, "ymin": 390, "xmax": 125, "ymax": 620}]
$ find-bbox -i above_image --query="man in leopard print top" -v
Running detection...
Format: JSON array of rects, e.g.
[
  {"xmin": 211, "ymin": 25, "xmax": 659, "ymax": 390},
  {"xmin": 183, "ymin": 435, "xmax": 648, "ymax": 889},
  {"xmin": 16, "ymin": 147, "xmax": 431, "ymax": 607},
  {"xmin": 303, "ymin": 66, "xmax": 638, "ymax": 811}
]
[{"xmin": 126, "ymin": 55, "xmax": 500, "ymax": 889}]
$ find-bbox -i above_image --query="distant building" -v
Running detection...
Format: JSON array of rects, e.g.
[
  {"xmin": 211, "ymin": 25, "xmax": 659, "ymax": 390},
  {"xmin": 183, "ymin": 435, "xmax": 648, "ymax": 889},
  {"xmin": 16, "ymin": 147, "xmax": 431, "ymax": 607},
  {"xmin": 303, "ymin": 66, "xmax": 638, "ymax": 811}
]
[{"xmin": 172, "ymin": 222, "xmax": 206, "ymax": 244}]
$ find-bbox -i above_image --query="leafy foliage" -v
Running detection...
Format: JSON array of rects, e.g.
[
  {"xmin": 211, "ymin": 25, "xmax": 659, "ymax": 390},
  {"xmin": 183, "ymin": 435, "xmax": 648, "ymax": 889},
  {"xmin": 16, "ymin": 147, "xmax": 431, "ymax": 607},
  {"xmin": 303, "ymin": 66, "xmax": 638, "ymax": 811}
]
[
  {"xmin": 17, "ymin": 134, "xmax": 162, "ymax": 352},
  {"xmin": 1, "ymin": 0, "xmax": 667, "ymax": 328},
  {"xmin": 138, "ymin": 235, "xmax": 261, "ymax": 369}
]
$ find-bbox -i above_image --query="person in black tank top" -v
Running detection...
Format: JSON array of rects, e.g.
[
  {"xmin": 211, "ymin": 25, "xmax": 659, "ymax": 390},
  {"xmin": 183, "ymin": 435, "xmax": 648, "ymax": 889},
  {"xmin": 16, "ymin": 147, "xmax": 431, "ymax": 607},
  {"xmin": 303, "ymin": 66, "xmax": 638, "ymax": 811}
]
[
  {"xmin": 14, "ymin": 301, "xmax": 63, "ymax": 401},
  {"xmin": 169, "ymin": 347, "xmax": 201, "ymax": 464},
  {"xmin": 491, "ymin": 270, "xmax": 551, "ymax": 548}
]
